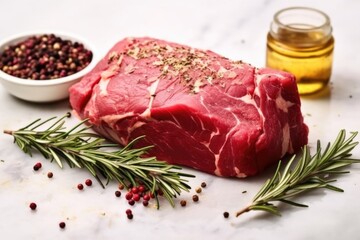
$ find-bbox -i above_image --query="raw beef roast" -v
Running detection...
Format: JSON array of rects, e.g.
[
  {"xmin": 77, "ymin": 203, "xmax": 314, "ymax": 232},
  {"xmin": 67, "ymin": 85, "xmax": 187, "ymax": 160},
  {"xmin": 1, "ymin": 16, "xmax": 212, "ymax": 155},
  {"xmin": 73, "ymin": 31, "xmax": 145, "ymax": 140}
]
[{"xmin": 69, "ymin": 37, "xmax": 308, "ymax": 177}]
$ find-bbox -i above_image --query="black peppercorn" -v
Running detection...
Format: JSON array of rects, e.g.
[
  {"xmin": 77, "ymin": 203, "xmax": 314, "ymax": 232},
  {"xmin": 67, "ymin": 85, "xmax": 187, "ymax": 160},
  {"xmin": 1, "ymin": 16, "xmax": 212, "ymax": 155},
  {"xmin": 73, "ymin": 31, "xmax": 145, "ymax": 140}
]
[
  {"xmin": 180, "ymin": 200, "xmax": 187, "ymax": 207},
  {"xmin": 192, "ymin": 195, "xmax": 199, "ymax": 202}
]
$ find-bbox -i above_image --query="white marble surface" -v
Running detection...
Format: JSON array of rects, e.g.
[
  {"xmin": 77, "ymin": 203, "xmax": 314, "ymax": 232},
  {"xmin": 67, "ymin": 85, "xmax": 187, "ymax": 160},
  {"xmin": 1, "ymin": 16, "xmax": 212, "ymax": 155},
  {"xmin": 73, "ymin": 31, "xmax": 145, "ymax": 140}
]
[{"xmin": 1, "ymin": 0, "xmax": 360, "ymax": 239}]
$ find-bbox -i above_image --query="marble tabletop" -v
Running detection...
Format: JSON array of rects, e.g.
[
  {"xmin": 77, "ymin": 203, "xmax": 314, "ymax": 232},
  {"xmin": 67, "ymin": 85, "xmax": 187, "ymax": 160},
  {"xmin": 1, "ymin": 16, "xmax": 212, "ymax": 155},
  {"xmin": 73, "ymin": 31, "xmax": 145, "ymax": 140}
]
[{"xmin": 1, "ymin": 0, "xmax": 360, "ymax": 239}]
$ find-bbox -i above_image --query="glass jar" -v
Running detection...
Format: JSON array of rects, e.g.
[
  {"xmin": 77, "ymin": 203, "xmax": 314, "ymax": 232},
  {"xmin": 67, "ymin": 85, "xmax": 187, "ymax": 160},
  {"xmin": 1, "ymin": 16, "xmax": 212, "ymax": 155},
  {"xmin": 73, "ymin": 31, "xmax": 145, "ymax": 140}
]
[{"xmin": 266, "ymin": 7, "xmax": 334, "ymax": 95}]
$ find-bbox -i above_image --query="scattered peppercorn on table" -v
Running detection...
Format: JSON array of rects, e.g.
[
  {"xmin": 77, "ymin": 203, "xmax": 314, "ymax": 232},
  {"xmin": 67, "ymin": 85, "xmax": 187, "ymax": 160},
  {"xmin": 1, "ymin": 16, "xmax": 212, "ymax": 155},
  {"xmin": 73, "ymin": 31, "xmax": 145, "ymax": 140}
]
[{"xmin": 0, "ymin": 0, "xmax": 360, "ymax": 240}]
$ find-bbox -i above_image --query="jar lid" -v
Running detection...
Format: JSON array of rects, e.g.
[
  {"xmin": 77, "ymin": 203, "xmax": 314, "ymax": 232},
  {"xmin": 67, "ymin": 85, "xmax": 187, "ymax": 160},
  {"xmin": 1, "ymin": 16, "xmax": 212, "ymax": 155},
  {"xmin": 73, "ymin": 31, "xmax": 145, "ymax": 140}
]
[{"xmin": 270, "ymin": 7, "xmax": 332, "ymax": 47}]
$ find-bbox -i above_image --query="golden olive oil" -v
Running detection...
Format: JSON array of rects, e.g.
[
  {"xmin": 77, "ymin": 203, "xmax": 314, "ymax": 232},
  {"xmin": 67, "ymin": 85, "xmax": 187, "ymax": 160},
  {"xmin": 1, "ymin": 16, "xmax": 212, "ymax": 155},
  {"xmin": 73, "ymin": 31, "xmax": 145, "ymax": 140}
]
[{"xmin": 266, "ymin": 7, "xmax": 334, "ymax": 95}]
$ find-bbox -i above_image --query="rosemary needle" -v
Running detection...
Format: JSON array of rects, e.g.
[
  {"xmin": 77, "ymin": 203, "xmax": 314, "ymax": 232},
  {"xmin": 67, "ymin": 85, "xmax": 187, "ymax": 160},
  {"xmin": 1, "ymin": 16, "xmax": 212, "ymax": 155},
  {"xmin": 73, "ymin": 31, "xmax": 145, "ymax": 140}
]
[
  {"xmin": 4, "ymin": 113, "xmax": 194, "ymax": 208},
  {"xmin": 236, "ymin": 130, "xmax": 359, "ymax": 217}
]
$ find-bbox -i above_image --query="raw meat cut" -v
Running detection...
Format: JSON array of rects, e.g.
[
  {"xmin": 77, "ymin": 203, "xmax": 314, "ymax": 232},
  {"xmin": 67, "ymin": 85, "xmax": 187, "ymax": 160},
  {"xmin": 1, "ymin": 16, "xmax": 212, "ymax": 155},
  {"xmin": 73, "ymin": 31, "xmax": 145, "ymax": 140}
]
[{"xmin": 69, "ymin": 37, "xmax": 308, "ymax": 177}]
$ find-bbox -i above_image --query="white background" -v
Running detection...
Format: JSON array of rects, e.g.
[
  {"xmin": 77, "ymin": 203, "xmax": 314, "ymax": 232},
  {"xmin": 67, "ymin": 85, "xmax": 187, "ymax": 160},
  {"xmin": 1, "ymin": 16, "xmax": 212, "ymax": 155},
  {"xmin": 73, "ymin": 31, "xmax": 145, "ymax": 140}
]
[{"xmin": 0, "ymin": 0, "xmax": 359, "ymax": 239}]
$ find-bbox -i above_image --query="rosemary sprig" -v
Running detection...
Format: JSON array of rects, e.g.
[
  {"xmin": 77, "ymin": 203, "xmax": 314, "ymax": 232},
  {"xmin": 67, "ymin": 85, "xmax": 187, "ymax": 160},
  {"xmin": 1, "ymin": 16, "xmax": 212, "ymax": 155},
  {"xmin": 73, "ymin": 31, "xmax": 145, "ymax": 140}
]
[
  {"xmin": 4, "ymin": 113, "xmax": 194, "ymax": 208},
  {"xmin": 236, "ymin": 130, "xmax": 359, "ymax": 217}
]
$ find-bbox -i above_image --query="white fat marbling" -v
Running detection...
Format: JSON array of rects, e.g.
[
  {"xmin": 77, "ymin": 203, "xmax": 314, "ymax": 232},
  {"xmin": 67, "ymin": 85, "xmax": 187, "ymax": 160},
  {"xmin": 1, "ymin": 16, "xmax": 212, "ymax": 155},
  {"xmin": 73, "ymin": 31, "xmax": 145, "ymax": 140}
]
[{"xmin": 1, "ymin": 0, "xmax": 360, "ymax": 239}]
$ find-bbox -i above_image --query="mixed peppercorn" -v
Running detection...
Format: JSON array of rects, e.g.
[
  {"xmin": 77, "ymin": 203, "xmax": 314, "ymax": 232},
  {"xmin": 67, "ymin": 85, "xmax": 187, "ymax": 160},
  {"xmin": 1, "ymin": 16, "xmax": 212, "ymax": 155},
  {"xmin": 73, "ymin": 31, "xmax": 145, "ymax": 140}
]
[
  {"xmin": 28, "ymin": 162, "xmax": 223, "ymax": 227},
  {"xmin": 0, "ymin": 34, "xmax": 92, "ymax": 80}
]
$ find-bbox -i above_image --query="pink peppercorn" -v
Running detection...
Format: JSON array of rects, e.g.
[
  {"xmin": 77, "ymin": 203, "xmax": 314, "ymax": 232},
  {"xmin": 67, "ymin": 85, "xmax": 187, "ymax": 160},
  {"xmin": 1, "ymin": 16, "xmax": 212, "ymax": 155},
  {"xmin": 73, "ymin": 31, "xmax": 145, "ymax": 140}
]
[
  {"xmin": 125, "ymin": 192, "xmax": 133, "ymax": 200},
  {"xmin": 29, "ymin": 202, "xmax": 37, "ymax": 210},
  {"xmin": 138, "ymin": 185, "xmax": 145, "ymax": 193},
  {"xmin": 59, "ymin": 221, "xmax": 66, "ymax": 229},
  {"xmin": 33, "ymin": 162, "xmax": 42, "ymax": 171},
  {"xmin": 85, "ymin": 179, "xmax": 92, "ymax": 186},
  {"xmin": 132, "ymin": 194, "xmax": 140, "ymax": 202},
  {"xmin": 77, "ymin": 183, "xmax": 84, "ymax": 190},
  {"xmin": 131, "ymin": 187, "xmax": 139, "ymax": 194},
  {"xmin": 143, "ymin": 194, "xmax": 150, "ymax": 201}
]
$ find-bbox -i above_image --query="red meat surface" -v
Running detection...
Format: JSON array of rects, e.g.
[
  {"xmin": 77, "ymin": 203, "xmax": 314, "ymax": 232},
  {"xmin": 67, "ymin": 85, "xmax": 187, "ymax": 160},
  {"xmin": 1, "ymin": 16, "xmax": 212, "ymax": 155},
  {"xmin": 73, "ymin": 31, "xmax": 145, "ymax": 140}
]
[{"xmin": 69, "ymin": 37, "xmax": 308, "ymax": 177}]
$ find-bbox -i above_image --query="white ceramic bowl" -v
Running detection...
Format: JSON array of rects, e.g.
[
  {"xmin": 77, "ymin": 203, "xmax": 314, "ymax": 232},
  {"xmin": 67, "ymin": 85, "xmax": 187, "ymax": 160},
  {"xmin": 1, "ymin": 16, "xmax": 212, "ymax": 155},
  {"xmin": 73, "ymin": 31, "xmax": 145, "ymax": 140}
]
[{"xmin": 0, "ymin": 31, "xmax": 97, "ymax": 102}]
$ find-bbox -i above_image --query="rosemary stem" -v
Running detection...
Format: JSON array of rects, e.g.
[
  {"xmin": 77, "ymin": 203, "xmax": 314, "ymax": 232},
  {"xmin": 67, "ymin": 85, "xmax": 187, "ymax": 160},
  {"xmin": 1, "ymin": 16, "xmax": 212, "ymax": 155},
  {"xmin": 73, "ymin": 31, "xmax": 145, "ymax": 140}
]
[
  {"xmin": 3, "ymin": 130, "xmax": 13, "ymax": 135},
  {"xmin": 235, "ymin": 130, "xmax": 359, "ymax": 218},
  {"xmin": 4, "ymin": 114, "xmax": 194, "ymax": 208},
  {"xmin": 235, "ymin": 205, "xmax": 251, "ymax": 217}
]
